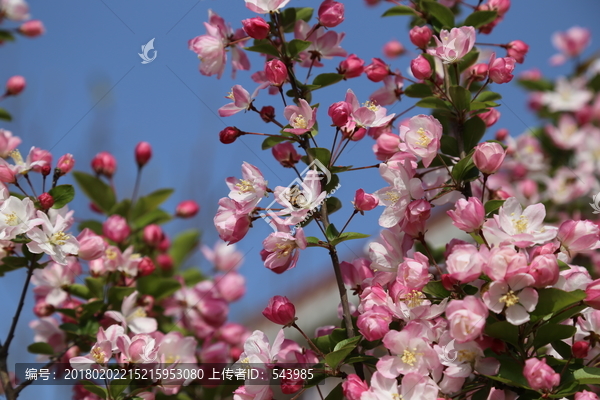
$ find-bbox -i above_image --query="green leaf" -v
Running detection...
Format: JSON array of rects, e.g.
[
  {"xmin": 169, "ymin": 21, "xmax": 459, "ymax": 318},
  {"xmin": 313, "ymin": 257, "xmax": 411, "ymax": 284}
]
[
  {"xmin": 533, "ymin": 324, "xmax": 577, "ymax": 349},
  {"xmin": 422, "ymin": 0, "xmax": 455, "ymax": 28},
  {"xmin": 306, "ymin": 147, "xmax": 332, "ymax": 167},
  {"xmin": 463, "ymin": 116, "xmax": 486, "ymax": 151},
  {"xmin": 517, "ymin": 79, "xmax": 554, "ymax": 92},
  {"xmin": 280, "ymin": 7, "xmax": 314, "ymax": 33},
  {"xmin": 107, "ymin": 286, "xmax": 136, "ymax": 305},
  {"xmin": 48, "ymin": 184, "xmax": 75, "ymax": 209},
  {"xmin": 404, "ymin": 83, "xmax": 434, "ymax": 98},
  {"xmin": 484, "ymin": 199, "xmax": 505, "ymax": 215},
  {"xmin": 245, "ymin": 39, "xmax": 280, "ymax": 58},
  {"xmin": 451, "ymin": 153, "xmax": 477, "ymax": 182},
  {"xmin": 80, "ymin": 299, "xmax": 105, "ymax": 320},
  {"xmin": 423, "ymin": 280, "xmax": 451, "ymax": 299},
  {"xmin": 325, "ymin": 223, "xmax": 340, "ymax": 241},
  {"xmin": 551, "ymin": 340, "xmax": 572, "ymax": 359},
  {"xmin": 133, "ymin": 209, "xmax": 171, "ymax": 229},
  {"xmin": 169, "ymin": 229, "xmax": 201, "ymax": 267},
  {"xmin": 0, "ymin": 108, "xmax": 12, "ymax": 121},
  {"xmin": 137, "ymin": 276, "xmax": 181, "ymax": 300},
  {"xmin": 182, "ymin": 268, "xmax": 205, "ymax": 286},
  {"xmin": 557, "ymin": 260, "xmax": 570, "ymax": 271},
  {"xmin": 485, "ymin": 321, "xmax": 520, "ymax": 347},
  {"xmin": 78, "ymin": 220, "xmax": 104, "ymax": 235},
  {"xmin": 324, "ymin": 383, "xmax": 344, "ymax": 400},
  {"xmin": 458, "ymin": 50, "xmax": 479, "ymax": 73},
  {"xmin": 330, "ymin": 232, "xmax": 370, "ymax": 247},
  {"xmin": 325, "ymin": 336, "xmax": 361, "ymax": 369},
  {"xmin": 67, "ymin": 283, "xmax": 91, "ymax": 299},
  {"xmin": 72, "ymin": 171, "xmax": 116, "ymax": 213},
  {"xmin": 261, "ymin": 135, "xmax": 289, "ymax": 150},
  {"xmin": 450, "ymin": 85, "xmax": 471, "ymax": 112},
  {"xmin": 416, "ymin": 96, "xmax": 451, "ymax": 110},
  {"xmin": 573, "ymin": 367, "xmax": 600, "ymax": 385},
  {"xmin": 312, "ymin": 73, "xmax": 344, "ymax": 89},
  {"xmin": 382, "ymin": 5, "xmax": 417, "ymax": 17},
  {"xmin": 306, "ymin": 236, "xmax": 321, "ymax": 244},
  {"xmin": 0, "ymin": 30, "xmax": 16, "ymax": 42},
  {"xmin": 1, "ymin": 256, "xmax": 28, "ymax": 269},
  {"xmin": 287, "ymin": 39, "xmax": 312, "ymax": 58},
  {"xmin": 109, "ymin": 377, "xmax": 132, "ymax": 399},
  {"xmin": 329, "ymin": 165, "xmax": 353, "ymax": 173},
  {"xmin": 132, "ymin": 188, "xmax": 174, "ymax": 220},
  {"xmin": 85, "ymin": 276, "xmax": 104, "ymax": 299},
  {"xmin": 484, "ymin": 355, "xmax": 529, "ymax": 388},
  {"xmin": 27, "ymin": 342, "xmax": 55, "ymax": 355},
  {"xmin": 109, "ymin": 199, "xmax": 131, "ymax": 218},
  {"xmin": 82, "ymin": 381, "xmax": 108, "ymax": 400},
  {"xmin": 441, "ymin": 135, "xmax": 459, "ymax": 157},
  {"xmin": 312, "ymin": 328, "xmax": 347, "ymax": 353},
  {"xmin": 463, "ymin": 10, "xmax": 497, "ymax": 28},
  {"xmin": 530, "ymin": 289, "xmax": 586, "ymax": 322},
  {"xmin": 476, "ymin": 91, "xmax": 502, "ymax": 102},
  {"xmin": 325, "ymin": 196, "xmax": 342, "ymax": 215}
]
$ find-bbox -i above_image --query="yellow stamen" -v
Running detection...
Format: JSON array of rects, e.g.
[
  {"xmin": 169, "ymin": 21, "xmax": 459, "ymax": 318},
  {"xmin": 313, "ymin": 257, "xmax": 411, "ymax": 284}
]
[
  {"xmin": 415, "ymin": 127, "xmax": 432, "ymax": 147},
  {"xmin": 50, "ymin": 231, "xmax": 69, "ymax": 246},
  {"xmin": 363, "ymin": 100, "xmax": 379, "ymax": 112},
  {"xmin": 512, "ymin": 215, "xmax": 528, "ymax": 233},
  {"xmin": 226, "ymin": 90, "xmax": 234, "ymax": 100},
  {"xmin": 402, "ymin": 290, "xmax": 425, "ymax": 308},
  {"xmin": 401, "ymin": 349, "xmax": 418, "ymax": 366},
  {"xmin": 275, "ymin": 242, "xmax": 295, "ymax": 258},
  {"xmin": 9, "ymin": 150, "xmax": 23, "ymax": 165},
  {"xmin": 457, "ymin": 349, "xmax": 477, "ymax": 363},
  {"xmin": 499, "ymin": 290, "xmax": 519, "ymax": 307},
  {"xmin": 105, "ymin": 248, "xmax": 117, "ymax": 260},
  {"xmin": 236, "ymin": 179, "xmax": 253, "ymax": 193},
  {"xmin": 382, "ymin": 191, "xmax": 400, "ymax": 203},
  {"xmin": 293, "ymin": 115, "xmax": 308, "ymax": 129},
  {"xmin": 131, "ymin": 307, "xmax": 147, "ymax": 319},
  {"xmin": 91, "ymin": 346, "xmax": 106, "ymax": 364},
  {"xmin": 4, "ymin": 212, "xmax": 18, "ymax": 226}
]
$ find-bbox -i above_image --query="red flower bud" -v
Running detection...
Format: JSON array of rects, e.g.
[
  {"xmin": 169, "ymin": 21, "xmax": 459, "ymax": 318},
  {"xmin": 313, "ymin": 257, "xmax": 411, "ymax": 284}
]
[
  {"xmin": 138, "ymin": 257, "xmax": 156, "ymax": 277},
  {"xmin": 5, "ymin": 75, "xmax": 26, "ymax": 96},
  {"xmin": 572, "ymin": 341, "xmax": 590, "ymax": 359},
  {"xmin": 353, "ymin": 189, "xmax": 378, "ymax": 211},
  {"xmin": 383, "ymin": 40, "xmax": 405, "ymax": 58},
  {"xmin": 40, "ymin": 164, "xmax": 51, "ymax": 177},
  {"xmin": 38, "ymin": 193, "xmax": 54, "ymax": 210},
  {"xmin": 176, "ymin": 200, "xmax": 200, "ymax": 218},
  {"xmin": 143, "ymin": 224, "xmax": 165, "ymax": 247},
  {"xmin": 338, "ymin": 54, "xmax": 364, "ymax": 79},
  {"xmin": 157, "ymin": 253, "xmax": 173, "ymax": 270},
  {"xmin": 328, "ymin": 101, "xmax": 352, "ymax": 127},
  {"xmin": 91, "ymin": 151, "xmax": 117, "ymax": 178},
  {"xmin": 259, "ymin": 106, "xmax": 275, "ymax": 123},
  {"xmin": 219, "ymin": 126, "xmax": 242, "ymax": 144},
  {"xmin": 272, "ymin": 142, "xmax": 301, "ymax": 168},
  {"xmin": 364, "ymin": 58, "xmax": 390, "ymax": 82},
  {"xmin": 262, "ymin": 295, "xmax": 296, "ymax": 326},
  {"xmin": 135, "ymin": 141, "xmax": 152, "ymax": 167},
  {"xmin": 410, "ymin": 54, "xmax": 432, "ymax": 80},
  {"xmin": 318, "ymin": 0, "xmax": 345, "ymax": 28},
  {"xmin": 242, "ymin": 17, "xmax": 270, "ymax": 40},
  {"xmin": 265, "ymin": 59, "xmax": 288, "ymax": 86},
  {"xmin": 56, "ymin": 154, "xmax": 75, "ymax": 174},
  {"xmin": 409, "ymin": 26, "xmax": 433, "ymax": 49}
]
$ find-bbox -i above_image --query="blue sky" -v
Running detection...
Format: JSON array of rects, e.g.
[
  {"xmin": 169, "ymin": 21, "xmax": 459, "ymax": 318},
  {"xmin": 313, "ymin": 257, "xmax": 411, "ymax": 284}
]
[{"xmin": 1, "ymin": 0, "xmax": 599, "ymax": 398}]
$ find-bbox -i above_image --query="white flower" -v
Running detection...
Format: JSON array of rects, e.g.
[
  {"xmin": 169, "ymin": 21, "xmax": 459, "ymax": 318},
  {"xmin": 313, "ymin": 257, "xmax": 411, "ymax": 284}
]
[
  {"xmin": 541, "ymin": 77, "xmax": 593, "ymax": 112},
  {"xmin": 482, "ymin": 273, "xmax": 538, "ymax": 325},
  {"xmin": 0, "ymin": 196, "xmax": 39, "ymax": 240},
  {"xmin": 32, "ymin": 262, "xmax": 78, "ymax": 306},
  {"xmin": 374, "ymin": 162, "xmax": 423, "ymax": 228},
  {"xmin": 104, "ymin": 291, "xmax": 157, "ymax": 334},
  {"xmin": 26, "ymin": 211, "xmax": 79, "ymax": 265}
]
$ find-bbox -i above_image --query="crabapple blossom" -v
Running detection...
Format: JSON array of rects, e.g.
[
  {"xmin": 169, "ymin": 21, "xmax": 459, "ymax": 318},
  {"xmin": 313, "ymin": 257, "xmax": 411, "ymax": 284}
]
[
  {"xmin": 410, "ymin": 55, "xmax": 432, "ymax": 80},
  {"xmin": 214, "ymin": 197, "xmax": 252, "ymax": 244},
  {"xmin": 446, "ymin": 296, "xmax": 488, "ymax": 343},
  {"xmin": 446, "ymin": 244, "xmax": 486, "ymax": 283},
  {"xmin": 370, "ymin": 74, "xmax": 404, "ymax": 106},
  {"xmin": 5, "ymin": 75, "xmax": 25, "ymax": 95},
  {"xmin": 550, "ymin": 26, "xmax": 591, "ymax": 65},
  {"xmin": 102, "ymin": 214, "xmax": 130, "ymax": 243},
  {"xmin": 117, "ymin": 334, "xmax": 159, "ymax": 364},
  {"xmin": 374, "ymin": 161, "xmax": 423, "ymax": 228},
  {"xmin": 541, "ymin": 77, "xmax": 593, "ymax": 112},
  {"xmin": 261, "ymin": 227, "xmax": 307, "ymax": 274},
  {"xmin": 357, "ymin": 306, "xmax": 392, "ymax": 341},
  {"xmin": 176, "ymin": 199, "xmax": 200, "ymax": 218},
  {"xmin": 447, "ymin": 197, "xmax": 485, "ymax": 233},
  {"xmin": 105, "ymin": 291, "xmax": 157, "ymax": 334},
  {"xmin": 271, "ymin": 170, "xmax": 327, "ymax": 226},
  {"xmin": 479, "ymin": 108, "xmax": 501, "ymax": 127},
  {"xmin": 396, "ymin": 252, "xmax": 430, "ymax": 290},
  {"xmin": 32, "ymin": 262, "xmax": 79, "ymax": 307},
  {"xmin": 91, "ymin": 151, "xmax": 117, "ymax": 178},
  {"xmin": 338, "ymin": 54, "xmax": 365, "ymax": 78},
  {"xmin": 0, "ymin": 196, "xmax": 38, "ymax": 240},
  {"xmin": 354, "ymin": 189, "xmax": 379, "ymax": 212},
  {"xmin": 507, "ymin": 40, "xmax": 529, "ymax": 63},
  {"xmin": 523, "ymin": 357, "xmax": 560, "ymax": 391},
  {"xmin": 18, "ymin": 19, "xmax": 44, "ymax": 37},
  {"xmin": 0, "ymin": 129, "xmax": 21, "ymax": 158},
  {"xmin": 383, "ymin": 40, "xmax": 405, "ymax": 58},
  {"xmin": 585, "ymin": 279, "xmax": 600, "ymax": 309},
  {"xmin": 201, "ymin": 241, "xmax": 244, "ymax": 272},
  {"xmin": 340, "ymin": 258, "xmax": 374, "ymax": 288},
  {"xmin": 318, "ymin": 0, "xmax": 344, "ymax": 28},
  {"xmin": 428, "ymin": 26, "xmax": 476, "ymax": 64},
  {"xmin": 244, "ymin": 0, "xmax": 290, "ymax": 14},
  {"xmin": 409, "ymin": 26, "xmax": 433, "ymax": 49},
  {"xmin": 294, "ymin": 20, "xmax": 346, "ymax": 67},
  {"xmin": 26, "ymin": 211, "xmax": 79, "ymax": 265},
  {"xmin": 70, "ymin": 340, "xmax": 113, "ymax": 369},
  {"xmin": 473, "ymin": 142, "xmax": 506, "ymax": 174},
  {"xmin": 483, "ymin": 246, "xmax": 527, "ymax": 282},
  {"xmin": 241, "ymin": 17, "xmax": 269, "ymax": 40},
  {"xmin": 272, "ymin": 142, "xmax": 301, "ymax": 168},
  {"xmin": 215, "ymin": 272, "xmax": 245, "ymax": 302},
  {"xmin": 343, "ymin": 374, "xmax": 368, "ymax": 400},
  {"xmin": 377, "ymin": 325, "xmax": 440, "ymax": 377},
  {"xmin": 262, "ymin": 296, "xmax": 296, "ymax": 326},
  {"xmin": 575, "ymin": 392, "xmax": 599, "ymax": 400},
  {"xmin": 399, "ymin": 114, "xmax": 443, "ymax": 167},
  {"xmin": 483, "ymin": 273, "xmax": 539, "ymax": 325},
  {"xmin": 557, "ymin": 220, "xmax": 600, "ymax": 255},
  {"xmin": 226, "ymin": 162, "xmax": 267, "ymax": 207},
  {"xmin": 264, "ymin": 59, "xmax": 288, "ymax": 86},
  {"xmin": 488, "ymin": 53, "xmax": 516, "ymax": 84},
  {"xmin": 283, "ymin": 99, "xmax": 317, "ymax": 135},
  {"xmin": 364, "ymin": 58, "xmax": 390, "ymax": 82}
]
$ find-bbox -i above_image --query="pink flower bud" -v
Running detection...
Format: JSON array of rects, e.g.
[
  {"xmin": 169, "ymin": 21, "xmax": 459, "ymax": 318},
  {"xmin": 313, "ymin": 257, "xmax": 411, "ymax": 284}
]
[
  {"xmin": 373, "ymin": 132, "xmax": 400, "ymax": 161},
  {"xmin": 353, "ymin": 189, "xmax": 378, "ymax": 212},
  {"xmin": 557, "ymin": 220, "xmax": 600, "ymax": 254},
  {"xmin": 523, "ymin": 358, "xmax": 560, "ymax": 391},
  {"xmin": 402, "ymin": 199, "xmax": 430, "ymax": 237},
  {"xmin": 473, "ymin": 142, "xmax": 505, "ymax": 174},
  {"xmin": 528, "ymin": 254, "xmax": 559, "ymax": 288},
  {"xmin": 318, "ymin": 0, "xmax": 344, "ymax": 28},
  {"xmin": 137, "ymin": 257, "xmax": 156, "ymax": 277},
  {"xmin": 575, "ymin": 391, "xmax": 599, "ymax": 400},
  {"xmin": 585, "ymin": 279, "xmax": 600, "ymax": 309},
  {"xmin": 447, "ymin": 197, "xmax": 485, "ymax": 233},
  {"xmin": 410, "ymin": 54, "xmax": 432, "ymax": 80},
  {"xmin": 103, "ymin": 215, "xmax": 130, "ymax": 243},
  {"xmin": 5, "ymin": 75, "xmax": 26, "ymax": 95},
  {"xmin": 357, "ymin": 306, "xmax": 391, "ymax": 341},
  {"xmin": 91, "ymin": 151, "xmax": 117, "ymax": 178},
  {"xmin": 40, "ymin": 164, "xmax": 51, "ymax": 177},
  {"xmin": 479, "ymin": 109, "xmax": 501, "ymax": 127},
  {"xmin": 37, "ymin": 192, "xmax": 54, "ymax": 210},
  {"xmin": 30, "ymin": 147, "xmax": 52, "ymax": 172},
  {"xmin": 409, "ymin": 26, "xmax": 433, "ymax": 48},
  {"xmin": 383, "ymin": 40, "xmax": 405, "ymax": 58},
  {"xmin": 446, "ymin": 296, "xmax": 488, "ymax": 343},
  {"xmin": 441, "ymin": 274, "xmax": 458, "ymax": 291},
  {"xmin": 507, "ymin": 40, "xmax": 529, "ymax": 63},
  {"xmin": 262, "ymin": 295, "xmax": 296, "ymax": 326},
  {"xmin": 33, "ymin": 299, "xmax": 54, "ymax": 317},
  {"xmin": 364, "ymin": 58, "xmax": 390, "ymax": 82},
  {"xmin": 338, "ymin": 54, "xmax": 364, "ymax": 79},
  {"xmin": 572, "ymin": 341, "xmax": 590, "ymax": 359},
  {"xmin": 135, "ymin": 141, "xmax": 152, "ymax": 167},
  {"xmin": 272, "ymin": 142, "xmax": 301, "ymax": 168},
  {"xmin": 495, "ymin": 128, "xmax": 508, "ymax": 141},
  {"xmin": 18, "ymin": 19, "xmax": 45, "ymax": 37},
  {"xmin": 56, "ymin": 153, "xmax": 75, "ymax": 174},
  {"xmin": 143, "ymin": 224, "xmax": 165, "ymax": 247},
  {"xmin": 328, "ymin": 101, "xmax": 352, "ymax": 127},
  {"xmin": 242, "ymin": 17, "xmax": 270, "ymax": 40},
  {"xmin": 157, "ymin": 235, "xmax": 170, "ymax": 252},
  {"xmin": 342, "ymin": 374, "xmax": 369, "ymax": 400},
  {"xmin": 176, "ymin": 200, "xmax": 200, "ymax": 218},
  {"xmin": 340, "ymin": 258, "xmax": 374, "ymax": 288},
  {"xmin": 265, "ymin": 59, "xmax": 288, "ymax": 86},
  {"xmin": 157, "ymin": 253, "xmax": 173, "ymax": 270},
  {"xmin": 77, "ymin": 228, "xmax": 106, "ymax": 261},
  {"xmin": 469, "ymin": 63, "xmax": 489, "ymax": 82},
  {"xmin": 216, "ymin": 272, "xmax": 246, "ymax": 302},
  {"xmin": 488, "ymin": 54, "xmax": 516, "ymax": 84},
  {"xmin": 259, "ymin": 106, "xmax": 275, "ymax": 123},
  {"xmin": 281, "ymin": 376, "xmax": 304, "ymax": 394},
  {"xmin": 219, "ymin": 126, "xmax": 242, "ymax": 144}
]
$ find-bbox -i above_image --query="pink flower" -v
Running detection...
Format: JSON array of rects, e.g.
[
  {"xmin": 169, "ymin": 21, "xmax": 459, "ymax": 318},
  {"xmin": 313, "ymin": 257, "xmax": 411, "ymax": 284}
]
[
  {"xmin": 523, "ymin": 358, "xmax": 560, "ymax": 391},
  {"xmin": 585, "ymin": 279, "xmax": 600, "ymax": 309},
  {"xmin": 175, "ymin": 200, "xmax": 200, "ymax": 218},
  {"xmin": 0, "ymin": 196, "xmax": 38, "ymax": 240},
  {"xmin": 488, "ymin": 53, "xmax": 516, "ymax": 84},
  {"xmin": 215, "ymin": 272, "xmax": 245, "ymax": 302},
  {"xmin": 241, "ymin": 17, "xmax": 269, "ymax": 40},
  {"xmin": 0, "ymin": 129, "xmax": 21, "ymax": 158},
  {"xmin": 527, "ymin": 254, "xmax": 559, "ymax": 288},
  {"xmin": 265, "ymin": 59, "xmax": 288, "ymax": 86},
  {"xmin": 26, "ymin": 211, "xmax": 79, "ymax": 265},
  {"xmin": 357, "ymin": 306, "xmax": 392, "ymax": 341},
  {"xmin": 294, "ymin": 20, "xmax": 346, "ymax": 67},
  {"xmin": 545, "ymin": 114, "xmax": 585, "ymax": 150},
  {"xmin": 70, "ymin": 340, "xmax": 113, "ymax": 368},
  {"xmin": 447, "ymin": 244, "xmax": 486, "ymax": 283},
  {"xmin": 91, "ymin": 151, "xmax": 117, "ymax": 178},
  {"xmin": 201, "ymin": 241, "xmax": 244, "ymax": 272},
  {"xmin": 0, "ymin": 0, "xmax": 29, "ymax": 21},
  {"xmin": 343, "ymin": 374, "xmax": 368, "ymax": 400},
  {"xmin": 318, "ymin": 0, "xmax": 344, "ymax": 28},
  {"xmin": 262, "ymin": 228, "xmax": 307, "ymax": 273},
  {"xmin": 383, "ymin": 40, "xmax": 405, "ymax": 58},
  {"xmin": 361, "ymin": 372, "xmax": 438, "ymax": 400},
  {"xmin": 557, "ymin": 220, "xmax": 600, "ymax": 255},
  {"xmin": 338, "ymin": 54, "xmax": 364, "ymax": 78},
  {"xmin": 244, "ymin": 0, "xmax": 290, "ymax": 13},
  {"xmin": 575, "ymin": 391, "xmax": 599, "ymax": 400},
  {"xmin": 29, "ymin": 317, "xmax": 66, "ymax": 354},
  {"xmin": 271, "ymin": 170, "xmax": 327, "ymax": 226},
  {"xmin": 446, "ymin": 296, "xmax": 488, "ymax": 343},
  {"xmin": 507, "ymin": 40, "xmax": 529, "ymax": 63},
  {"xmin": 354, "ymin": 189, "xmax": 379, "ymax": 212},
  {"xmin": 410, "ymin": 55, "xmax": 432, "ymax": 80},
  {"xmin": 56, "ymin": 153, "xmax": 75, "ymax": 174},
  {"xmin": 473, "ymin": 142, "xmax": 506, "ymax": 174},
  {"xmin": 479, "ymin": 108, "xmax": 501, "ymax": 127},
  {"xmin": 18, "ymin": 19, "xmax": 44, "ymax": 37},
  {"xmin": 397, "ymin": 252, "xmax": 430, "ymax": 290},
  {"xmin": 262, "ymin": 296, "xmax": 296, "ymax": 326},
  {"xmin": 340, "ymin": 258, "xmax": 374, "ymax": 288},
  {"xmin": 551, "ymin": 26, "xmax": 591, "ymax": 65},
  {"xmin": 370, "ymin": 75, "xmax": 404, "ymax": 107},
  {"xmin": 272, "ymin": 142, "xmax": 301, "ymax": 168},
  {"xmin": 427, "ymin": 26, "xmax": 476, "ymax": 64},
  {"xmin": 399, "ymin": 114, "xmax": 443, "ymax": 167},
  {"xmin": 483, "ymin": 274, "xmax": 538, "ymax": 325},
  {"xmin": 483, "ymin": 245, "xmax": 528, "ymax": 281},
  {"xmin": 364, "ymin": 58, "xmax": 390, "ymax": 82},
  {"xmin": 218, "ymin": 85, "xmax": 254, "ymax": 117},
  {"xmin": 105, "ymin": 291, "xmax": 157, "ymax": 334},
  {"xmin": 345, "ymin": 89, "xmax": 395, "ymax": 129},
  {"xmin": 373, "ymin": 133, "xmax": 400, "ymax": 161},
  {"xmin": 103, "ymin": 215, "xmax": 130, "ymax": 243},
  {"xmin": 117, "ymin": 334, "xmax": 158, "ymax": 364},
  {"xmin": 226, "ymin": 162, "xmax": 267, "ymax": 207},
  {"xmin": 374, "ymin": 162, "xmax": 423, "ymax": 228},
  {"xmin": 401, "ymin": 199, "xmax": 430, "ymax": 238},
  {"xmin": 409, "ymin": 26, "xmax": 432, "ymax": 49},
  {"xmin": 447, "ymin": 197, "xmax": 485, "ymax": 233},
  {"xmin": 214, "ymin": 198, "xmax": 252, "ymax": 245},
  {"xmin": 283, "ymin": 98, "xmax": 317, "ymax": 135},
  {"xmin": 377, "ymin": 326, "xmax": 440, "ymax": 377},
  {"xmin": 32, "ymin": 262, "xmax": 79, "ymax": 307}
]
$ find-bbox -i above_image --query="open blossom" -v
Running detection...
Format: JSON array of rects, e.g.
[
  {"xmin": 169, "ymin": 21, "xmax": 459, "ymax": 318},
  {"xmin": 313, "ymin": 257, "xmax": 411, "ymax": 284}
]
[
  {"xmin": 550, "ymin": 26, "xmax": 591, "ymax": 65},
  {"xmin": 483, "ymin": 273, "xmax": 538, "ymax": 325},
  {"xmin": 447, "ymin": 197, "xmax": 485, "ymax": 232},
  {"xmin": 226, "ymin": 162, "xmax": 267, "ymax": 208},
  {"xmin": 26, "ymin": 211, "xmax": 78, "ymax": 265},
  {"xmin": 523, "ymin": 358, "xmax": 560, "ymax": 391},
  {"xmin": 0, "ymin": 196, "xmax": 39, "ymax": 240},
  {"xmin": 71, "ymin": 340, "xmax": 113, "ymax": 369},
  {"xmin": 294, "ymin": 20, "xmax": 346, "ymax": 67},
  {"xmin": 0, "ymin": 129, "xmax": 21, "ymax": 158},
  {"xmin": 545, "ymin": 114, "xmax": 586, "ymax": 150},
  {"xmin": 374, "ymin": 161, "xmax": 423, "ymax": 228},
  {"xmin": 397, "ymin": 252, "xmax": 430, "ymax": 290},
  {"xmin": 446, "ymin": 296, "xmax": 488, "ymax": 343},
  {"xmin": 446, "ymin": 244, "xmax": 486, "ymax": 283},
  {"xmin": 557, "ymin": 220, "xmax": 600, "ymax": 255},
  {"xmin": 370, "ymin": 75, "xmax": 403, "ymax": 106},
  {"xmin": 541, "ymin": 77, "xmax": 593, "ymax": 112},
  {"xmin": 399, "ymin": 114, "xmax": 443, "ymax": 167},
  {"xmin": 117, "ymin": 334, "xmax": 159, "ymax": 364},
  {"xmin": 214, "ymin": 197, "xmax": 252, "ymax": 244},
  {"xmin": 261, "ymin": 227, "xmax": 307, "ymax": 274},
  {"xmin": 482, "ymin": 197, "xmax": 558, "ymax": 248},
  {"xmin": 105, "ymin": 291, "xmax": 157, "ymax": 334},
  {"xmin": 283, "ymin": 99, "xmax": 317, "ymax": 135},
  {"xmin": 188, "ymin": 10, "xmax": 250, "ymax": 79},
  {"xmin": 361, "ymin": 372, "xmax": 438, "ymax": 400},
  {"xmin": 201, "ymin": 241, "xmax": 244, "ymax": 272},
  {"xmin": 488, "ymin": 53, "xmax": 516, "ymax": 84},
  {"xmin": 0, "ymin": 0, "xmax": 29, "ymax": 20},
  {"xmin": 32, "ymin": 262, "xmax": 80, "ymax": 307},
  {"xmin": 218, "ymin": 85, "xmax": 257, "ymax": 117},
  {"xmin": 377, "ymin": 325, "xmax": 440, "ymax": 377},
  {"xmin": 272, "ymin": 170, "xmax": 327, "ymax": 226},
  {"xmin": 244, "ymin": 0, "xmax": 290, "ymax": 13},
  {"xmin": 427, "ymin": 26, "xmax": 476, "ymax": 64}
]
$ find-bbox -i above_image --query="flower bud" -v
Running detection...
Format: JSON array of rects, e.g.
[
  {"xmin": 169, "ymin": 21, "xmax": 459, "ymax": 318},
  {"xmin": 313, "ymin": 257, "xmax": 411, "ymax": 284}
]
[
  {"xmin": 364, "ymin": 58, "xmax": 390, "ymax": 82},
  {"xmin": 410, "ymin": 54, "xmax": 432, "ymax": 80},
  {"xmin": 447, "ymin": 197, "xmax": 485, "ymax": 233},
  {"xmin": 585, "ymin": 279, "xmax": 600, "ymax": 309},
  {"xmin": 33, "ymin": 299, "xmax": 55, "ymax": 317},
  {"xmin": 523, "ymin": 358, "xmax": 560, "ymax": 391},
  {"xmin": 103, "ymin": 215, "xmax": 130, "ymax": 243},
  {"xmin": 41, "ymin": 164, "xmax": 51, "ymax": 177},
  {"xmin": 575, "ymin": 391, "xmax": 599, "ymax": 400},
  {"xmin": 473, "ymin": 142, "xmax": 506, "ymax": 174},
  {"xmin": 38, "ymin": 192, "xmax": 54, "ymax": 210},
  {"xmin": 262, "ymin": 295, "xmax": 296, "ymax": 326},
  {"xmin": 318, "ymin": 0, "xmax": 344, "ymax": 28},
  {"xmin": 157, "ymin": 254, "xmax": 173, "ymax": 270},
  {"xmin": 441, "ymin": 274, "xmax": 458, "ymax": 291},
  {"xmin": 56, "ymin": 153, "xmax": 75, "ymax": 174},
  {"xmin": 265, "ymin": 59, "xmax": 288, "ymax": 86},
  {"xmin": 219, "ymin": 126, "xmax": 242, "ymax": 144},
  {"xmin": 5, "ymin": 75, "xmax": 26, "ymax": 95},
  {"xmin": 383, "ymin": 40, "xmax": 405, "ymax": 58},
  {"xmin": 30, "ymin": 147, "xmax": 52, "ymax": 173},
  {"xmin": 259, "ymin": 106, "xmax": 275, "ymax": 123},
  {"xmin": 216, "ymin": 272, "xmax": 246, "ymax": 302},
  {"xmin": 137, "ymin": 257, "xmax": 156, "ymax": 277},
  {"xmin": 342, "ymin": 375, "xmax": 368, "ymax": 400},
  {"xmin": 528, "ymin": 254, "xmax": 559, "ymax": 288},
  {"xmin": 353, "ymin": 189, "xmax": 378, "ymax": 212},
  {"xmin": 409, "ymin": 26, "xmax": 433, "ymax": 48},
  {"xmin": 242, "ymin": 17, "xmax": 270, "ymax": 40},
  {"xmin": 143, "ymin": 224, "xmax": 165, "ymax": 247},
  {"xmin": 572, "ymin": 341, "xmax": 590, "ymax": 359},
  {"xmin": 328, "ymin": 101, "xmax": 352, "ymax": 127},
  {"xmin": 272, "ymin": 142, "xmax": 301, "ymax": 168},
  {"xmin": 91, "ymin": 151, "xmax": 117, "ymax": 178},
  {"xmin": 157, "ymin": 236, "xmax": 170, "ymax": 252},
  {"xmin": 489, "ymin": 55, "xmax": 516, "ymax": 84},
  {"xmin": 135, "ymin": 141, "xmax": 152, "ymax": 167},
  {"xmin": 478, "ymin": 108, "xmax": 501, "ymax": 127},
  {"xmin": 338, "ymin": 54, "xmax": 364, "ymax": 79},
  {"xmin": 176, "ymin": 200, "xmax": 200, "ymax": 218},
  {"xmin": 77, "ymin": 228, "xmax": 106, "ymax": 261},
  {"xmin": 18, "ymin": 19, "xmax": 45, "ymax": 37},
  {"xmin": 507, "ymin": 40, "xmax": 529, "ymax": 63},
  {"xmin": 495, "ymin": 128, "xmax": 508, "ymax": 141},
  {"xmin": 469, "ymin": 63, "xmax": 488, "ymax": 82}
]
